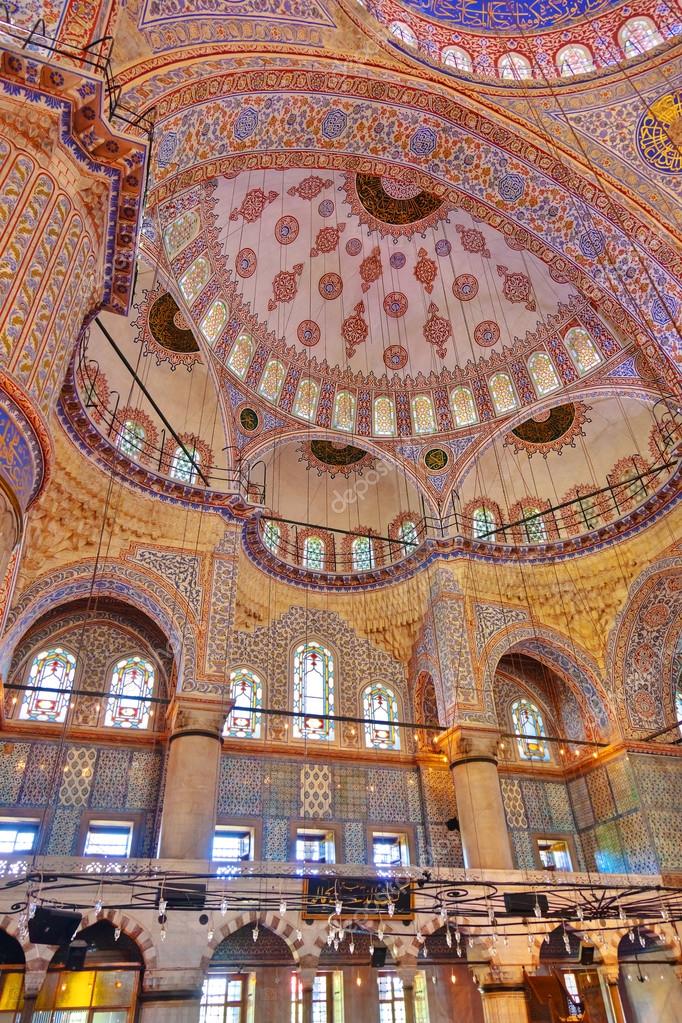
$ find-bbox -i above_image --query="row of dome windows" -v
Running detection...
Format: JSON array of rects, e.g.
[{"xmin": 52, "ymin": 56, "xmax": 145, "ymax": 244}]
[
  {"xmin": 262, "ymin": 520, "xmax": 420, "ymax": 571},
  {"xmin": 223, "ymin": 328, "xmax": 601, "ymax": 437},
  {"xmin": 388, "ymin": 17, "xmax": 666, "ymax": 75}
]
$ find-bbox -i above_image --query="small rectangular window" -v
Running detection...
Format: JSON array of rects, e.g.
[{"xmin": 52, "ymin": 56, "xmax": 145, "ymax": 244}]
[
  {"xmin": 295, "ymin": 830, "xmax": 334, "ymax": 864},
  {"xmin": 0, "ymin": 820, "xmax": 39, "ymax": 854},
  {"xmin": 536, "ymin": 837, "xmax": 572, "ymax": 871},
  {"xmin": 213, "ymin": 827, "xmax": 253, "ymax": 862},
  {"xmin": 372, "ymin": 833, "xmax": 409, "ymax": 867},
  {"xmin": 84, "ymin": 822, "xmax": 133, "ymax": 857}
]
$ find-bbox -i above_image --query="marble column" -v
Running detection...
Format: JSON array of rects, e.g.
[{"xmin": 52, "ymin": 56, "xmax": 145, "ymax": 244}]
[
  {"xmin": 397, "ymin": 957, "xmax": 418, "ymax": 1023},
  {"xmin": 299, "ymin": 964, "xmax": 316, "ymax": 1023},
  {"xmin": 476, "ymin": 967, "xmax": 530, "ymax": 1023},
  {"xmin": 18, "ymin": 967, "xmax": 45, "ymax": 1023},
  {"xmin": 139, "ymin": 968, "xmax": 204, "ymax": 1023},
  {"xmin": 254, "ymin": 968, "xmax": 291, "ymax": 1023},
  {"xmin": 343, "ymin": 966, "xmax": 381, "ymax": 1019},
  {"xmin": 158, "ymin": 700, "xmax": 230, "ymax": 860},
  {"xmin": 439, "ymin": 725, "xmax": 513, "ymax": 870},
  {"xmin": 603, "ymin": 967, "xmax": 626, "ymax": 1023}
]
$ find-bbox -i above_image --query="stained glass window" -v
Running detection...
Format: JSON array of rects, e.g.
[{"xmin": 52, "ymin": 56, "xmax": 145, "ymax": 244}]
[
  {"xmin": 411, "ymin": 395, "xmax": 437, "ymax": 435},
  {"xmin": 163, "ymin": 210, "xmax": 200, "ymax": 259},
  {"xmin": 119, "ymin": 420, "xmax": 145, "ymax": 460},
  {"xmin": 489, "ymin": 372, "xmax": 518, "ymax": 414},
  {"xmin": 104, "ymin": 655, "xmax": 154, "ymax": 729},
  {"xmin": 179, "ymin": 255, "xmax": 211, "ymax": 305},
  {"xmin": 442, "ymin": 45, "xmax": 472, "ymax": 71},
  {"xmin": 473, "ymin": 506, "xmax": 496, "ymax": 540},
  {"xmin": 293, "ymin": 641, "xmax": 334, "ymax": 741},
  {"xmin": 258, "ymin": 359, "xmax": 286, "ymax": 402},
  {"xmin": 200, "ymin": 975, "xmax": 247, "ymax": 1023},
  {"xmin": 170, "ymin": 444, "xmax": 200, "ymax": 484},
  {"xmin": 200, "ymin": 299, "xmax": 227, "ymax": 346},
  {"xmin": 20, "ymin": 647, "xmax": 76, "ymax": 723},
  {"xmin": 225, "ymin": 668, "xmax": 262, "ymax": 739},
  {"xmin": 227, "ymin": 333, "xmax": 254, "ymax": 379},
  {"xmin": 373, "ymin": 396, "xmax": 396, "ymax": 436},
  {"xmin": 511, "ymin": 698, "xmax": 550, "ymax": 761},
  {"xmin": 303, "ymin": 535, "xmax": 325, "ymax": 571},
  {"xmin": 399, "ymin": 520, "xmax": 419, "ymax": 553},
  {"xmin": 527, "ymin": 352, "xmax": 561, "ymax": 396},
  {"xmin": 564, "ymin": 327, "xmax": 601, "ymax": 375},
  {"xmin": 390, "ymin": 20, "xmax": 417, "ymax": 46},
  {"xmin": 498, "ymin": 53, "xmax": 532, "ymax": 79},
  {"xmin": 619, "ymin": 17, "xmax": 663, "ymax": 56},
  {"xmin": 332, "ymin": 390, "xmax": 356, "ymax": 432},
  {"xmin": 523, "ymin": 507, "xmax": 548, "ymax": 543},
  {"xmin": 556, "ymin": 44, "xmax": 594, "ymax": 75},
  {"xmin": 450, "ymin": 386, "xmax": 478, "ymax": 427},
  {"xmin": 363, "ymin": 682, "xmax": 400, "ymax": 750},
  {"xmin": 263, "ymin": 520, "xmax": 281, "ymax": 553},
  {"xmin": 293, "ymin": 378, "xmax": 319, "ymax": 422},
  {"xmin": 352, "ymin": 536, "xmax": 374, "ymax": 571}
]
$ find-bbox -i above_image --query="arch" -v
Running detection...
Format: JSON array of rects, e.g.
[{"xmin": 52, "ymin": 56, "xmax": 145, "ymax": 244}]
[
  {"xmin": 362, "ymin": 680, "xmax": 401, "ymax": 750},
  {"xmin": 332, "ymin": 389, "xmax": 356, "ymax": 431},
  {"xmin": 104, "ymin": 653, "xmax": 155, "ymax": 730},
  {"xmin": 619, "ymin": 16, "xmax": 664, "ymax": 56},
  {"xmin": 73, "ymin": 910, "xmax": 158, "ymax": 971},
  {"xmin": 498, "ymin": 52, "xmax": 532, "ymax": 80},
  {"xmin": 441, "ymin": 46, "xmax": 472, "ymax": 72},
  {"xmin": 556, "ymin": 44, "xmax": 595, "ymax": 76},
  {"xmin": 450, "ymin": 385, "xmax": 478, "ymax": 427},
  {"xmin": 18, "ymin": 645, "xmax": 76, "ymax": 723},
  {"xmin": 511, "ymin": 696, "xmax": 550, "ymax": 761},
  {"xmin": 527, "ymin": 351, "xmax": 561, "ymax": 397},
  {"xmin": 482, "ymin": 624, "xmax": 615, "ymax": 742},
  {"xmin": 608, "ymin": 557, "xmax": 682, "ymax": 737},
  {"xmin": 225, "ymin": 666, "xmax": 263, "ymax": 739},
  {"xmin": 227, "ymin": 332, "xmax": 254, "ymax": 379},
  {"xmin": 201, "ymin": 913, "xmax": 300, "ymax": 971},
  {"xmin": 292, "ymin": 638, "xmax": 335, "ymax": 741},
  {"xmin": 389, "ymin": 20, "xmax": 417, "ymax": 46}
]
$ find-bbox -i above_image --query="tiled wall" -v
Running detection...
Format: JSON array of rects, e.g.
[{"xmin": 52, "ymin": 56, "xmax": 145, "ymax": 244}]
[
  {"xmin": 218, "ymin": 753, "xmax": 463, "ymax": 868},
  {"xmin": 0, "ymin": 737, "xmax": 163, "ymax": 856},
  {"xmin": 501, "ymin": 775, "xmax": 585, "ymax": 870}
]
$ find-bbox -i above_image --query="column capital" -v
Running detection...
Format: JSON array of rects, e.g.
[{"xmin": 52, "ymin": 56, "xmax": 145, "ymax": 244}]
[
  {"xmin": 437, "ymin": 723, "xmax": 503, "ymax": 767},
  {"xmin": 168, "ymin": 697, "xmax": 233, "ymax": 741}
]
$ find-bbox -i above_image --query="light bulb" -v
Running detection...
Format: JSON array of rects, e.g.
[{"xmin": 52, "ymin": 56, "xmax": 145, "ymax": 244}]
[
  {"xmin": 378, "ymin": 926, "xmax": 384, "ymax": 942},
  {"xmin": 28, "ymin": 901, "xmax": 37, "ymax": 920},
  {"xmin": 279, "ymin": 900, "xmax": 287, "ymax": 915},
  {"xmin": 355, "ymin": 975, "xmax": 361, "ymax": 986},
  {"xmin": 327, "ymin": 932, "xmax": 333, "ymax": 946},
  {"xmin": 339, "ymin": 928, "xmax": 345, "ymax": 941},
  {"xmin": 439, "ymin": 906, "xmax": 446, "ymax": 926},
  {"xmin": 159, "ymin": 898, "xmax": 167, "ymax": 915},
  {"xmin": 533, "ymin": 901, "xmax": 542, "ymax": 919},
  {"xmin": 349, "ymin": 941, "xmax": 355, "ymax": 955},
  {"xmin": 296, "ymin": 929, "xmax": 302, "ymax": 942},
  {"xmin": 450, "ymin": 972, "xmax": 456, "ymax": 984},
  {"xmin": 334, "ymin": 939, "xmax": 339, "ymax": 951},
  {"xmin": 160, "ymin": 928, "xmax": 166, "ymax": 943},
  {"xmin": 446, "ymin": 929, "xmax": 452, "ymax": 948},
  {"xmin": 639, "ymin": 933, "xmax": 646, "ymax": 948},
  {"xmin": 629, "ymin": 929, "xmax": 635, "ymax": 943},
  {"xmin": 220, "ymin": 898, "xmax": 228, "ymax": 916},
  {"xmin": 388, "ymin": 902, "xmax": 395, "ymax": 917},
  {"xmin": 207, "ymin": 929, "xmax": 214, "ymax": 942},
  {"xmin": 422, "ymin": 942, "xmax": 428, "ymax": 958},
  {"xmin": 114, "ymin": 927, "xmax": 121, "ymax": 942},
  {"xmin": 335, "ymin": 900, "xmax": 343, "ymax": 916},
  {"xmin": 252, "ymin": 925, "xmax": 259, "ymax": 943},
  {"xmin": 95, "ymin": 899, "xmax": 103, "ymax": 915}
]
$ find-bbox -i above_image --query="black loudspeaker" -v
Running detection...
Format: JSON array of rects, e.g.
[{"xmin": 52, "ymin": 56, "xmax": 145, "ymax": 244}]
[
  {"xmin": 371, "ymin": 947, "xmax": 387, "ymax": 968},
  {"xmin": 446, "ymin": 817, "xmax": 460, "ymax": 832},
  {"xmin": 65, "ymin": 940, "xmax": 88, "ymax": 970},
  {"xmin": 28, "ymin": 908, "xmax": 82, "ymax": 946},
  {"xmin": 579, "ymin": 944, "xmax": 595, "ymax": 965},
  {"xmin": 503, "ymin": 893, "xmax": 549, "ymax": 917},
  {"xmin": 158, "ymin": 883, "xmax": 206, "ymax": 910}
]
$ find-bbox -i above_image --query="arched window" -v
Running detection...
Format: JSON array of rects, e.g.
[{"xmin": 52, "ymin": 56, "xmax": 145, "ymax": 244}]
[
  {"xmin": 411, "ymin": 395, "xmax": 437, "ymax": 435},
  {"xmin": 390, "ymin": 21, "xmax": 417, "ymax": 46},
  {"xmin": 363, "ymin": 682, "xmax": 400, "ymax": 750},
  {"xmin": 293, "ymin": 378, "xmax": 319, "ymax": 421},
  {"xmin": 332, "ymin": 390, "xmax": 356, "ymax": 432},
  {"xmin": 163, "ymin": 210, "xmax": 200, "ymax": 259},
  {"xmin": 200, "ymin": 298, "xmax": 227, "ymax": 346},
  {"xmin": 170, "ymin": 444, "xmax": 200, "ymax": 484},
  {"xmin": 564, "ymin": 327, "xmax": 601, "ymax": 375},
  {"xmin": 399, "ymin": 520, "xmax": 419, "ymax": 553},
  {"xmin": 227, "ymin": 333, "xmax": 254, "ymax": 379},
  {"xmin": 303, "ymin": 535, "xmax": 325, "ymax": 571},
  {"xmin": 523, "ymin": 507, "xmax": 548, "ymax": 543},
  {"xmin": 527, "ymin": 352, "xmax": 560, "ymax": 396},
  {"xmin": 498, "ymin": 53, "xmax": 532, "ymax": 80},
  {"xmin": 352, "ymin": 536, "xmax": 374, "ymax": 571},
  {"xmin": 263, "ymin": 520, "xmax": 281, "ymax": 553},
  {"xmin": 225, "ymin": 668, "xmax": 263, "ymax": 739},
  {"xmin": 179, "ymin": 254, "xmax": 211, "ymax": 304},
  {"xmin": 105, "ymin": 655, "xmax": 154, "ymax": 729},
  {"xmin": 293, "ymin": 641, "xmax": 335, "ymax": 740},
  {"xmin": 450, "ymin": 386, "xmax": 478, "ymax": 427},
  {"xmin": 373, "ymin": 396, "xmax": 396, "ymax": 436},
  {"xmin": 511, "ymin": 698, "xmax": 550, "ymax": 761},
  {"xmin": 556, "ymin": 44, "xmax": 594, "ymax": 75},
  {"xmin": 119, "ymin": 420, "xmax": 145, "ymax": 460},
  {"xmin": 442, "ymin": 45, "xmax": 472, "ymax": 72},
  {"xmin": 619, "ymin": 17, "xmax": 663, "ymax": 57},
  {"xmin": 258, "ymin": 358, "xmax": 286, "ymax": 402},
  {"xmin": 20, "ymin": 647, "xmax": 76, "ymax": 723},
  {"xmin": 489, "ymin": 372, "xmax": 518, "ymax": 414},
  {"xmin": 472, "ymin": 506, "xmax": 496, "ymax": 540}
]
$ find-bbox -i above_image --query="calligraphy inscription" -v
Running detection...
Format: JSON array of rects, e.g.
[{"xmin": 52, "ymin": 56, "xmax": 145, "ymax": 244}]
[
  {"xmin": 303, "ymin": 877, "xmax": 413, "ymax": 920},
  {"xmin": 0, "ymin": 407, "xmax": 34, "ymax": 507},
  {"xmin": 398, "ymin": 0, "xmax": 623, "ymax": 30}
]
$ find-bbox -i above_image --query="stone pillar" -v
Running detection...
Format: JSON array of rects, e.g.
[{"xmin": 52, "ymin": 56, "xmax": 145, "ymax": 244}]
[
  {"xmin": 254, "ymin": 968, "xmax": 290, "ymax": 1023},
  {"xmin": 476, "ymin": 967, "xmax": 530, "ymax": 1023},
  {"xmin": 397, "ymin": 957, "xmax": 418, "ymax": 1023},
  {"xmin": 139, "ymin": 969, "xmax": 204, "ymax": 1023},
  {"xmin": 158, "ymin": 700, "xmax": 230, "ymax": 860},
  {"xmin": 299, "ymin": 965, "xmax": 315, "ymax": 1023},
  {"xmin": 343, "ymin": 966, "xmax": 381, "ymax": 1018},
  {"xmin": 603, "ymin": 967, "xmax": 626, "ymax": 1023},
  {"xmin": 19, "ymin": 967, "xmax": 45, "ymax": 1023},
  {"xmin": 439, "ymin": 725, "xmax": 513, "ymax": 870}
]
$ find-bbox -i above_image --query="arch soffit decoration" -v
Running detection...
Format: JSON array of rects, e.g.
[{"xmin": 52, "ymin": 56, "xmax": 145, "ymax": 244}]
[
  {"xmin": 494, "ymin": 666, "xmax": 561, "ymax": 736},
  {"xmin": 481, "ymin": 625, "xmax": 615, "ymax": 741},
  {"xmin": 3, "ymin": 560, "xmax": 197, "ymax": 686},
  {"xmin": 201, "ymin": 912, "xmax": 301, "ymax": 971},
  {"xmin": 140, "ymin": 74, "xmax": 679, "ymax": 384}
]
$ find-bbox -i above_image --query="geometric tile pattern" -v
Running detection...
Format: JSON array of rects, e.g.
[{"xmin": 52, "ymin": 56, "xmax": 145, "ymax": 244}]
[
  {"xmin": 545, "ymin": 783, "xmax": 574, "ymax": 830},
  {"xmin": 0, "ymin": 741, "xmax": 30, "ymax": 804},
  {"xmin": 46, "ymin": 807, "xmax": 81, "ymax": 856},
  {"xmin": 343, "ymin": 822, "xmax": 366, "ymax": 864},
  {"xmin": 569, "ymin": 776, "xmax": 595, "ymax": 829},
  {"xmin": 90, "ymin": 748, "xmax": 130, "ymax": 809},
  {"xmin": 59, "ymin": 747, "xmax": 97, "ymax": 807},
  {"xmin": 263, "ymin": 817, "xmax": 289, "ymax": 861},
  {"xmin": 501, "ymin": 779, "xmax": 527, "ymax": 828},
  {"xmin": 585, "ymin": 767, "xmax": 615, "ymax": 820}
]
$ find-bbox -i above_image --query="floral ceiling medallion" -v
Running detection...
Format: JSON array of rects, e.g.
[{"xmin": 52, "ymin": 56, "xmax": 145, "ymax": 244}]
[
  {"xmin": 297, "ymin": 440, "xmax": 376, "ymax": 478},
  {"xmin": 504, "ymin": 402, "xmax": 591, "ymax": 458},
  {"xmin": 341, "ymin": 172, "xmax": 451, "ymax": 239},
  {"xmin": 133, "ymin": 285, "xmax": 201, "ymax": 371}
]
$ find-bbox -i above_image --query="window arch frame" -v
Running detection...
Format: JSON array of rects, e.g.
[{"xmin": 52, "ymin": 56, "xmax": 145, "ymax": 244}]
[
  {"xmin": 389, "ymin": 20, "xmax": 417, "ymax": 46},
  {"xmin": 169, "ymin": 443, "xmax": 200, "ymax": 485},
  {"xmin": 373, "ymin": 395, "xmax": 397, "ymax": 437},
  {"xmin": 18, "ymin": 645, "xmax": 77, "ymax": 724},
  {"xmin": 362, "ymin": 681, "xmax": 401, "ymax": 751},
  {"xmin": 450, "ymin": 385, "xmax": 478, "ymax": 427},
  {"xmin": 441, "ymin": 45, "xmax": 472, "ymax": 72},
  {"xmin": 498, "ymin": 52, "xmax": 532, "ymax": 80},
  {"xmin": 527, "ymin": 351, "xmax": 561, "ymax": 397},
  {"xmin": 118, "ymin": 419, "xmax": 146, "ymax": 461},
  {"xmin": 618, "ymin": 16, "xmax": 664, "ymax": 57},
  {"xmin": 292, "ymin": 639, "xmax": 336, "ymax": 742},
  {"xmin": 224, "ymin": 666, "xmax": 264, "ymax": 740},
  {"xmin": 303, "ymin": 534, "xmax": 326, "ymax": 572},
  {"xmin": 555, "ymin": 43, "xmax": 595, "ymax": 76},
  {"xmin": 563, "ymin": 326, "xmax": 602, "ymax": 376},
  {"xmin": 472, "ymin": 505, "xmax": 497, "ymax": 541},
  {"xmin": 227, "ymin": 332, "xmax": 254, "ymax": 379},
  {"xmin": 511, "ymin": 697, "xmax": 551, "ymax": 762},
  {"xmin": 351, "ymin": 534, "xmax": 375, "ymax": 572},
  {"xmin": 103, "ymin": 651, "xmax": 156, "ymax": 730}
]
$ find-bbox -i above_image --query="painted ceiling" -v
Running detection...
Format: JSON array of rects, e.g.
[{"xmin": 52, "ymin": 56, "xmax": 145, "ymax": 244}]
[{"xmin": 385, "ymin": 0, "xmax": 625, "ymax": 32}]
